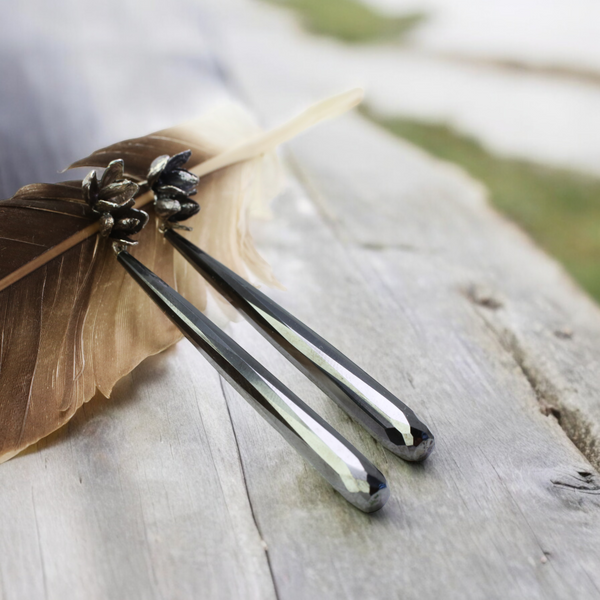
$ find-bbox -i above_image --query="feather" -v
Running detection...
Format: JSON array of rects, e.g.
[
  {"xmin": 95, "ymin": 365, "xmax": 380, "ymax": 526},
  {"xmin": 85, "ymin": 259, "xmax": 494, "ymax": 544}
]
[{"xmin": 0, "ymin": 89, "xmax": 363, "ymax": 463}]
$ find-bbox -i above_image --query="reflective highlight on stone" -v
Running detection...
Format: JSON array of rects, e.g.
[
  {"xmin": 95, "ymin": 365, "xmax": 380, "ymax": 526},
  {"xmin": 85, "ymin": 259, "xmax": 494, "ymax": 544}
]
[
  {"xmin": 117, "ymin": 250, "xmax": 389, "ymax": 513},
  {"xmin": 165, "ymin": 229, "xmax": 435, "ymax": 462}
]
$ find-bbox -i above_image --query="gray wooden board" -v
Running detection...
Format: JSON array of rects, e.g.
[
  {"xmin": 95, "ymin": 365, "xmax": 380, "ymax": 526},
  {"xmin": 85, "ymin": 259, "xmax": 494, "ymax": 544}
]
[
  {"xmin": 0, "ymin": 345, "xmax": 276, "ymax": 600},
  {"xmin": 224, "ymin": 156, "xmax": 600, "ymax": 600},
  {"xmin": 1, "ymin": 0, "xmax": 600, "ymax": 599}
]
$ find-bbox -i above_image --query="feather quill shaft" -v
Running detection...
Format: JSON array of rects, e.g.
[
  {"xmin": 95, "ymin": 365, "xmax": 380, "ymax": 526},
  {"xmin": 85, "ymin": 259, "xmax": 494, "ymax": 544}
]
[
  {"xmin": 0, "ymin": 89, "xmax": 362, "ymax": 294},
  {"xmin": 192, "ymin": 89, "xmax": 364, "ymax": 177}
]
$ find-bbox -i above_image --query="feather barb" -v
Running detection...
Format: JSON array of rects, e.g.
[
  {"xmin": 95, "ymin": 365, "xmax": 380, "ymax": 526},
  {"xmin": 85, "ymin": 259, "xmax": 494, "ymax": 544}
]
[{"xmin": 0, "ymin": 89, "xmax": 363, "ymax": 294}]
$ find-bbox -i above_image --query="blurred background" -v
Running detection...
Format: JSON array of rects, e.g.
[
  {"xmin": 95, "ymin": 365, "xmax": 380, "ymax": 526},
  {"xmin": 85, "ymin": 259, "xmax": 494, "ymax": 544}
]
[
  {"xmin": 2, "ymin": 0, "xmax": 599, "ymax": 300},
  {"xmin": 252, "ymin": 0, "xmax": 600, "ymax": 302}
]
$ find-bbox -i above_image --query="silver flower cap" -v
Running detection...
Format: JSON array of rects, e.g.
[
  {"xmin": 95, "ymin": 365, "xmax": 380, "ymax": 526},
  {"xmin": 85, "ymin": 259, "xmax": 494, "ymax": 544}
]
[
  {"xmin": 83, "ymin": 159, "xmax": 148, "ymax": 245},
  {"xmin": 148, "ymin": 150, "xmax": 200, "ymax": 224}
]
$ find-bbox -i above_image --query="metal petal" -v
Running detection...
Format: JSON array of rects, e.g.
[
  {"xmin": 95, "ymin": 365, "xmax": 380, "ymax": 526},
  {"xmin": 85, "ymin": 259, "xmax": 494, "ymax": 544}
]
[
  {"xmin": 94, "ymin": 199, "xmax": 121, "ymax": 213},
  {"xmin": 147, "ymin": 154, "xmax": 170, "ymax": 187},
  {"xmin": 160, "ymin": 169, "xmax": 199, "ymax": 193},
  {"xmin": 155, "ymin": 185, "xmax": 190, "ymax": 202},
  {"xmin": 82, "ymin": 170, "xmax": 99, "ymax": 206},
  {"xmin": 168, "ymin": 199, "xmax": 200, "ymax": 222},
  {"xmin": 113, "ymin": 217, "xmax": 141, "ymax": 232},
  {"xmin": 98, "ymin": 180, "xmax": 139, "ymax": 205},
  {"xmin": 100, "ymin": 159, "xmax": 125, "ymax": 188},
  {"xmin": 164, "ymin": 150, "xmax": 192, "ymax": 173},
  {"xmin": 114, "ymin": 208, "xmax": 148, "ymax": 233},
  {"xmin": 155, "ymin": 197, "xmax": 182, "ymax": 218},
  {"xmin": 98, "ymin": 213, "xmax": 114, "ymax": 237},
  {"xmin": 133, "ymin": 208, "xmax": 149, "ymax": 230},
  {"xmin": 111, "ymin": 235, "xmax": 138, "ymax": 246}
]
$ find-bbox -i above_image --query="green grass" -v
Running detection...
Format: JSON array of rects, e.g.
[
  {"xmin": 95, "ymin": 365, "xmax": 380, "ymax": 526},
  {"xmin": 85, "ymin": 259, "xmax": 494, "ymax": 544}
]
[
  {"xmin": 263, "ymin": 0, "xmax": 426, "ymax": 43},
  {"xmin": 263, "ymin": 0, "xmax": 600, "ymax": 301},
  {"xmin": 361, "ymin": 107, "xmax": 600, "ymax": 301}
]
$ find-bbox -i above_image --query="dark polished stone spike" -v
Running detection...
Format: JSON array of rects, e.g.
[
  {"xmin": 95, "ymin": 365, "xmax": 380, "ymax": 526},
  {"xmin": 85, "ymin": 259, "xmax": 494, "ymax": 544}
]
[
  {"xmin": 165, "ymin": 229, "xmax": 435, "ymax": 462},
  {"xmin": 116, "ymin": 250, "xmax": 389, "ymax": 513}
]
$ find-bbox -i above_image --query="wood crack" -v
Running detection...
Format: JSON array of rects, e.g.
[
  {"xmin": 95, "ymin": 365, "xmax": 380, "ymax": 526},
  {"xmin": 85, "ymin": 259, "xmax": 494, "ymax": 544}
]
[
  {"xmin": 289, "ymin": 144, "xmax": 600, "ymax": 492},
  {"xmin": 466, "ymin": 296, "xmax": 600, "ymax": 474},
  {"xmin": 217, "ymin": 375, "xmax": 281, "ymax": 600},
  {"xmin": 31, "ymin": 488, "xmax": 49, "ymax": 600}
]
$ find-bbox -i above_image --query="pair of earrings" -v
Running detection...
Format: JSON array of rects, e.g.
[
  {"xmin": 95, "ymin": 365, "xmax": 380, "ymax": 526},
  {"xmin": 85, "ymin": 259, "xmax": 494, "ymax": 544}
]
[{"xmin": 85, "ymin": 151, "xmax": 434, "ymax": 513}]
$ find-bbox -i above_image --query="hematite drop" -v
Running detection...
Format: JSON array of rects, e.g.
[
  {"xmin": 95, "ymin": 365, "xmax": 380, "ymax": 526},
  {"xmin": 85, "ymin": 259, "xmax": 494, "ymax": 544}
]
[
  {"xmin": 164, "ymin": 228, "xmax": 435, "ymax": 462},
  {"xmin": 117, "ymin": 249, "xmax": 389, "ymax": 513}
]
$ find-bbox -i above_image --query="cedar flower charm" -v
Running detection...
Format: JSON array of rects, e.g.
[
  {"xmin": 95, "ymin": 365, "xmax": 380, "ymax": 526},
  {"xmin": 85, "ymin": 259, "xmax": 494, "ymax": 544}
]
[
  {"xmin": 82, "ymin": 158, "xmax": 149, "ymax": 245},
  {"xmin": 147, "ymin": 150, "xmax": 200, "ymax": 225}
]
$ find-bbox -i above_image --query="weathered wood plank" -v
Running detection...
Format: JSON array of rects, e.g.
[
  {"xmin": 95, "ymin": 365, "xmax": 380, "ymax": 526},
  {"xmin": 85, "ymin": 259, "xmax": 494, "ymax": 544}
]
[
  {"xmin": 211, "ymin": 14, "xmax": 600, "ymax": 593},
  {"xmin": 223, "ymin": 163, "xmax": 600, "ymax": 599},
  {"xmin": 2, "ymin": 0, "xmax": 600, "ymax": 599},
  {"xmin": 285, "ymin": 114, "xmax": 600, "ymax": 470},
  {"xmin": 0, "ymin": 343, "xmax": 277, "ymax": 600}
]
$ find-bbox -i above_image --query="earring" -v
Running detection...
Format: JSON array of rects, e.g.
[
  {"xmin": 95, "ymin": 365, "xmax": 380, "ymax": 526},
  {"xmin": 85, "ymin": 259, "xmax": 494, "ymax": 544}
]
[
  {"xmin": 149, "ymin": 151, "xmax": 435, "ymax": 463},
  {"xmin": 98, "ymin": 167, "xmax": 389, "ymax": 514}
]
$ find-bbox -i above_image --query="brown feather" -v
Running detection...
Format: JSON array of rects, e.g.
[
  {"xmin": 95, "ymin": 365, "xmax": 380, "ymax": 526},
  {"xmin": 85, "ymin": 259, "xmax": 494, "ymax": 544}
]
[
  {"xmin": 0, "ymin": 104, "xmax": 283, "ymax": 463},
  {"xmin": 69, "ymin": 133, "xmax": 210, "ymax": 181},
  {"xmin": 0, "ymin": 209, "xmax": 179, "ymax": 462},
  {"xmin": 0, "ymin": 182, "xmax": 94, "ymax": 285},
  {"xmin": 0, "ymin": 92, "xmax": 363, "ymax": 463}
]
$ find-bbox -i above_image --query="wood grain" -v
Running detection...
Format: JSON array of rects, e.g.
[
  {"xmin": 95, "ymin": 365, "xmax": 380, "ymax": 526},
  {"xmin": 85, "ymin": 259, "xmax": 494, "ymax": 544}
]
[
  {"xmin": 1, "ymin": 0, "xmax": 600, "ymax": 599},
  {"xmin": 0, "ymin": 24, "xmax": 284, "ymax": 462},
  {"xmin": 222, "ymin": 138, "xmax": 600, "ymax": 599}
]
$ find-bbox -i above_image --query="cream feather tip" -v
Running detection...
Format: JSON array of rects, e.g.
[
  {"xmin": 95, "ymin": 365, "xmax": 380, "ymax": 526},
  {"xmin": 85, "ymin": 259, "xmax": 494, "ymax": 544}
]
[{"xmin": 170, "ymin": 89, "xmax": 365, "ymax": 325}]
